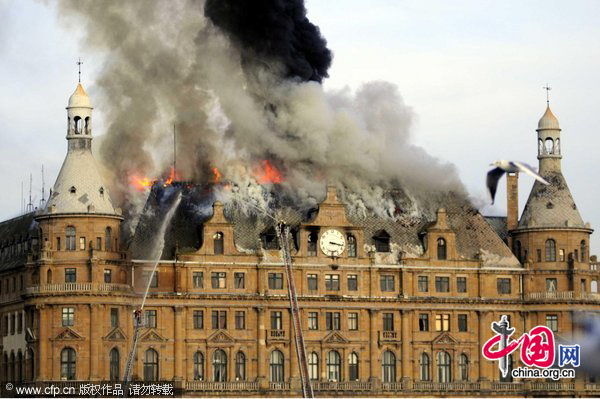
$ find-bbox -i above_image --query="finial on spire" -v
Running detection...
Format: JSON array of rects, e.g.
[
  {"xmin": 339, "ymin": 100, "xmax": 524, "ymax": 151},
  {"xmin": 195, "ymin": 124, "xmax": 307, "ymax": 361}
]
[
  {"xmin": 77, "ymin": 58, "xmax": 83, "ymax": 83},
  {"xmin": 543, "ymin": 83, "xmax": 552, "ymax": 106}
]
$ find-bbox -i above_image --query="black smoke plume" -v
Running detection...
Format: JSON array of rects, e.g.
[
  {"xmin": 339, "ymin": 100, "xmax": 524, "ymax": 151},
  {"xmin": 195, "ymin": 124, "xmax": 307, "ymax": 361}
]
[{"xmin": 205, "ymin": 0, "xmax": 332, "ymax": 82}]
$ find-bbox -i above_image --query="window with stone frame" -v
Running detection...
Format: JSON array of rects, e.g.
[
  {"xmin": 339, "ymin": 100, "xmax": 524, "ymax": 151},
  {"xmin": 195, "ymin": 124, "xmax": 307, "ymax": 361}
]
[
  {"xmin": 347, "ymin": 274, "xmax": 358, "ymax": 291},
  {"xmin": 380, "ymin": 275, "xmax": 395, "ymax": 292},
  {"xmin": 308, "ymin": 312, "xmax": 318, "ymax": 330},
  {"xmin": 326, "ymin": 312, "xmax": 340, "ymax": 331},
  {"xmin": 458, "ymin": 314, "xmax": 468, "ymax": 332},
  {"xmin": 418, "ymin": 276, "xmax": 429, "ymax": 292},
  {"xmin": 193, "ymin": 272, "xmax": 204, "ymax": 288},
  {"xmin": 235, "ymin": 311, "xmax": 245, "ymax": 330},
  {"xmin": 419, "ymin": 314, "xmax": 429, "ymax": 331},
  {"xmin": 456, "ymin": 277, "xmax": 467, "ymax": 293},
  {"xmin": 234, "ymin": 272, "xmax": 245, "ymax": 289},
  {"xmin": 348, "ymin": 312, "xmax": 358, "ymax": 330},
  {"xmin": 62, "ymin": 307, "xmax": 75, "ymax": 327},
  {"xmin": 193, "ymin": 310, "xmax": 204, "ymax": 329},
  {"xmin": 307, "ymin": 274, "xmax": 318, "ymax": 291},
  {"xmin": 211, "ymin": 272, "xmax": 226, "ymax": 289},
  {"xmin": 268, "ymin": 273, "xmax": 283, "ymax": 290},
  {"xmin": 325, "ymin": 274, "xmax": 340, "ymax": 291},
  {"xmin": 383, "ymin": 313, "xmax": 394, "ymax": 331},
  {"xmin": 435, "ymin": 276, "xmax": 450, "ymax": 293},
  {"xmin": 497, "ymin": 278, "xmax": 511, "ymax": 294}
]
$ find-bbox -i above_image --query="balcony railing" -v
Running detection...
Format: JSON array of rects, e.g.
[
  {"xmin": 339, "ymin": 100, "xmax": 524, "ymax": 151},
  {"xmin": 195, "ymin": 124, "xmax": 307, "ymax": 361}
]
[
  {"xmin": 313, "ymin": 381, "xmax": 372, "ymax": 391},
  {"xmin": 269, "ymin": 382, "xmax": 290, "ymax": 390},
  {"xmin": 269, "ymin": 329, "xmax": 286, "ymax": 338},
  {"xmin": 531, "ymin": 382, "xmax": 575, "ymax": 391},
  {"xmin": 186, "ymin": 381, "xmax": 259, "ymax": 391},
  {"xmin": 491, "ymin": 382, "xmax": 525, "ymax": 391},
  {"xmin": 413, "ymin": 382, "xmax": 480, "ymax": 391},
  {"xmin": 381, "ymin": 382, "xmax": 403, "ymax": 391},
  {"xmin": 526, "ymin": 291, "xmax": 575, "ymax": 300},
  {"xmin": 585, "ymin": 383, "xmax": 600, "ymax": 391},
  {"xmin": 382, "ymin": 331, "xmax": 397, "ymax": 339},
  {"xmin": 25, "ymin": 282, "xmax": 131, "ymax": 294}
]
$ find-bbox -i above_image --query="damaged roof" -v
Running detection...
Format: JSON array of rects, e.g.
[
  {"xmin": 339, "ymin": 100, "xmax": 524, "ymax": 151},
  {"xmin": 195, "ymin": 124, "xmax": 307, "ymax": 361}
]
[{"xmin": 0, "ymin": 212, "xmax": 38, "ymax": 273}]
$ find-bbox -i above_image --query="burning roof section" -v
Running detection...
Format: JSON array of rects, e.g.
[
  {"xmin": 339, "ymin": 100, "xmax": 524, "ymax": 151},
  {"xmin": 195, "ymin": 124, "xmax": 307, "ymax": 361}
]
[
  {"xmin": 0, "ymin": 213, "xmax": 38, "ymax": 273},
  {"xmin": 130, "ymin": 184, "xmax": 519, "ymax": 267}
]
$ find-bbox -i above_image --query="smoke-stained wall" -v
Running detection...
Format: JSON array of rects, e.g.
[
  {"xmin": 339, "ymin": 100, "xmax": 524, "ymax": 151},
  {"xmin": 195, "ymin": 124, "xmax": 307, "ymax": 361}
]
[{"xmin": 57, "ymin": 0, "xmax": 465, "ymax": 222}]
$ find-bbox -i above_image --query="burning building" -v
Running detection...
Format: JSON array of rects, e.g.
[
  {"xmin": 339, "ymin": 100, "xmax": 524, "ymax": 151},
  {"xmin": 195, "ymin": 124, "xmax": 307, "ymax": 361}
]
[{"xmin": 0, "ymin": 80, "xmax": 598, "ymax": 397}]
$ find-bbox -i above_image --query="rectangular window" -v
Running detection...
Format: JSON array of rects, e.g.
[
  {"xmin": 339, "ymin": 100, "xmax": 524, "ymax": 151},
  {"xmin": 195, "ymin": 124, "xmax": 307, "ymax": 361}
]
[
  {"xmin": 307, "ymin": 274, "xmax": 318, "ymax": 291},
  {"xmin": 145, "ymin": 310, "xmax": 157, "ymax": 328},
  {"xmin": 193, "ymin": 272, "xmax": 204, "ymax": 288},
  {"xmin": 348, "ymin": 312, "xmax": 358, "ymax": 330},
  {"xmin": 211, "ymin": 272, "xmax": 226, "ymax": 289},
  {"xmin": 581, "ymin": 279, "xmax": 587, "ymax": 293},
  {"xmin": 418, "ymin": 276, "xmax": 429, "ymax": 292},
  {"xmin": 235, "ymin": 311, "xmax": 245, "ymax": 330},
  {"xmin": 325, "ymin": 274, "xmax": 340, "ymax": 291},
  {"xmin": 435, "ymin": 314, "xmax": 450, "ymax": 332},
  {"xmin": 546, "ymin": 314, "xmax": 558, "ymax": 332},
  {"xmin": 419, "ymin": 314, "xmax": 429, "ymax": 331},
  {"xmin": 96, "ymin": 237, "xmax": 102, "ymax": 251},
  {"xmin": 497, "ymin": 278, "xmax": 512, "ymax": 294},
  {"xmin": 150, "ymin": 271, "xmax": 158, "ymax": 288},
  {"xmin": 211, "ymin": 310, "xmax": 227, "ymax": 329},
  {"xmin": 268, "ymin": 273, "xmax": 283, "ymax": 290},
  {"xmin": 383, "ymin": 313, "xmax": 394, "ymax": 331},
  {"xmin": 435, "ymin": 276, "xmax": 450, "ymax": 293},
  {"xmin": 56, "ymin": 237, "xmax": 61, "ymax": 251},
  {"xmin": 110, "ymin": 308, "xmax": 119, "ymax": 328},
  {"xmin": 457, "ymin": 277, "xmax": 467, "ymax": 293},
  {"xmin": 347, "ymin": 274, "xmax": 358, "ymax": 291},
  {"xmin": 537, "ymin": 249, "xmax": 542, "ymax": 262},
  {"xmin": 65, "ymin": 268, "xmax": 76, "ymax": 283},
  {"xmin": 546, "ymin": 278, "xmax": 557, "ymax": 292},
  {"xmin": 79, "ymin": 237, "xmax": 86, "ymax": 250},
  {"xmin": 234, "ymin": 273, "xmax": 245, "ymax": 289},
  {"xmin": 326, "ymin": 312, "xmax": 340, "ymax": 331},
  {"xmin": 308, "ymin": 312, "xmax": 318, "ymax": 330},
  {"xmin": 193, "ymin": 310, "xmax": 204, "ymax": 329},
  {"xmin": 62, "ymin": 307, "xmax": 74, "ymax": 327},
  {"xmin": 559, "ymin": 249, "xmax": 565, "ymax": 262},
  {"xmin": 104, "ymin": 269, "xmax": 112, "ymax": 284},
  {"xmin": 380, "ymin": 275, "xmax": 395, "ymax": 292},
  {"xmin": 271, "ymin": 311, "xmax": 283, "ymax": 330},
  {"xmin": 458, "ymin": 314, "xmax": 468, "ymax": 332}
]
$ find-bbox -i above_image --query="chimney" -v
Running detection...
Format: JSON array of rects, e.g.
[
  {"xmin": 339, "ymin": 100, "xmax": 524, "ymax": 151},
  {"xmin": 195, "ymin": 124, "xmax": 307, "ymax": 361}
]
[{"xmin": 506, "ymin": 172, "xmax": 519, "ymax": 234}]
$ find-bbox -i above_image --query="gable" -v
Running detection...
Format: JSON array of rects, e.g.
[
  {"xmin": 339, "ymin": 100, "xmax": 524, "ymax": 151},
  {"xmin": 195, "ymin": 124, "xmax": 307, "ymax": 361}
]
[
  {"xmin": 103, "ymin": 327, "xmax": 127, "ymax": 341},
  {"xmin": 139, "ymin": 329, "xmax": 167, "ymax": 342},
  {"xmin": 53, "ymin": 327, "xmax": 84, "ymax": 341}
]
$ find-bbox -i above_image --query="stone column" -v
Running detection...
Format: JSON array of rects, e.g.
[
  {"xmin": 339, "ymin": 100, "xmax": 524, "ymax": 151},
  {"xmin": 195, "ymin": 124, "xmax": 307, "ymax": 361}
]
[
  {"xmin": 256, "ymin": 307, "xmax": 268, "ymax": 389},
  {"xmin": 37, "ymin": 305, "xmax": 48, "ymax": 380},
  {"xmin": 174, "ymin": 306, "xmax": 185, "ymax": 381},
  {"xmin": 401, "ymin": 310, "xmax": 412, "ymax": 386},
  {"xmin": 369, "ymin": 309, "xmax": 380, "ymax": 388},
  {"xmin": 89, "ymin": 304, "xmax": 99, "ymax": 379}
]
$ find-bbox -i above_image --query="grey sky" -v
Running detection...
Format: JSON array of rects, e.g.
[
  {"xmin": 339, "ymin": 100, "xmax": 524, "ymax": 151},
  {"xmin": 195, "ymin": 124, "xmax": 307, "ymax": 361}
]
[{"xmin": 1, "ymin": 0, "xmax": 598, "ymax": 253}]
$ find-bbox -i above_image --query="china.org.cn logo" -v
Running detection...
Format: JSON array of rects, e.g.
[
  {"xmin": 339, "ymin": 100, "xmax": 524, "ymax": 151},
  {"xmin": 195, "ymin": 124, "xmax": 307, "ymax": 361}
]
[{"xmin": 481, "ymin": 315, "xmax": 579, "ymax": 380}]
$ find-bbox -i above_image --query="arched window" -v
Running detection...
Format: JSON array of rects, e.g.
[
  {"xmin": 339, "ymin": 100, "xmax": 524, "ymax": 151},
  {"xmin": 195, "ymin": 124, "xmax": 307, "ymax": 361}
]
[
  {"xmin": 459, "ymin": 354, "xmax": 469, "ymax": 381},
  {"xmin": 60, "ymin": 347, "xmax": 76, "ymax": 380},
  {"xmin": 513, "ymin": 240, "xmax": 522, "ymax": 262},
  {"xmin": 308, "ymin": 352, "xmax": 319, "ymax": 381},
  {"xmin": 545, "ymin": 239, "xmax": 556, "ymax": 262},
  {"xmin": 307, "ymin": 231, "xmax": 318, "ymax": 256},
  {"xmin": 194, "ymin": 352, "xmax": 204, "ymax": 381},
  {"xmin": 16, "ymin": 350, "xmax": 22, "ymax": 382},
  {"xmin": 499, "ymin": 355, "xmax": 514, "ymax": 382},
  {"xmin": 373, "ymin": 230, "xmax": 390, "ymax": 253},
  {"xmin": 26, "ymin": 349, "xmax": 34, "ymax": 381},
  {"xmin": 347, "ymin": 234, "xmax": 357, "ymax": 257},
  {"xmin": 65, "ymin": 226, "xmax": 76, "ymax": 251},
  {"xmin": 437, "ymin": 238, "xmax": 447, "ymax": 260},
  {"xmin": 382, "ymin": 350, "xmax": 396, "ymax": 383},
  {"xmin": 555, "ymin": 138, "xmax": 560, "ymax": 154},
  {"xmin": 327, "ymin": 350, "xmax": 341, "ymax": 381},
  {"xmin": 105, "ymin": 227, "xmax": 112, "ymax": 251},
  {"xmin": 109, "ymin": 348, "xmax": 119, "ymax": 381},
  {"xmin": 144, "ymin": 349, "xmax": 159, "ymax": 381},
  {"xmin": 214, "ymin": 232, "xmax": 224, "ymax": 255},
  {"xmin": 213, "ymin": 349, "xmax": 227, "ymax": 382},
  {"xmin": 545, "ymin": 138, "xmax": 554, "ymax": 154},
  {"xmin": 47, "ymin": 269, "xmax": 52, "ymax": 284},
  {"xmin": 235, "ymin": 351, "xmax": 246, "ymax": 381},
  {"xmin": 420, "ymin": 353, "xmax": 430, "ymax": 381},
  {"xmin": 581, "ymin": 240, "xmax": 587, "ymax": 262},
  {"xmin": 538, "ymin": 139, "xmax": 544, "ymax": 155},
  {"xmin": 437, "ymin": 351, "xmax": 451, "ymax": 383},
  {"xmin": 348, "ymin": 352, "xmax": 359, "ymax": 381},
  {"xmin": 74, "ymin": 116, "xmax": 81, "ymax": 134},
  {"xmin": 84, "ymin": 117, "xmax": 90, "ymax": 134},
  {"xmin": 269, "ymin": 350, "xmax": 284, "ymax": 382},
  {"xmin": 592, "ymin": 280, "xmax": 598, "ymax": 293}
]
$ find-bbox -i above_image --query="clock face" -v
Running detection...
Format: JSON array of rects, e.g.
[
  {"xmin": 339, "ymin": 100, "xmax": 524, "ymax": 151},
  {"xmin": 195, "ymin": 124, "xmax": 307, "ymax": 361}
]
[{"xmin": 319, "ymin": 229, "xmax": 346, "ymax": 257}]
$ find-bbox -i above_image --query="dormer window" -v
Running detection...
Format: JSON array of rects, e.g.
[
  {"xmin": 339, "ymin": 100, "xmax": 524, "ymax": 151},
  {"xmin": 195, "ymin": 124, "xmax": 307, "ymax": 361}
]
[
  {"xmin": 307, "ymin": 231, "xmax": 318, "ymax": 257},
  {"xmin": 99, "ymin": 187, "xmax": 104, "ymax": 197},
  {"xmin": 69, "ymin": 186, "xmax": 76, "ymax": 194},
  {"xmin": 261, "ymin": 227, "xmax": 279, "ymax": 250},
  {"xmin": 213, "ymin": 232, "xmax": 224, "ymax": 255},
  {"xmin": 373, "ymin": 230, "xmax": 390, "ymax": 253},
  {"xmin": 437, "ymin": 238, "xmax": 447, "ymax": 260}
]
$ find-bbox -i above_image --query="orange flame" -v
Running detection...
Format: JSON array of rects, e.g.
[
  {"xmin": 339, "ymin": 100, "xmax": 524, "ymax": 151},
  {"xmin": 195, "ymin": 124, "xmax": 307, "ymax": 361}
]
[
  {"xmin": 164, "ymin": 166, "xmax": 175, "ymax": 187},
  {"xmin": 212, "ymin": 167, "xmax": 222, "ymax": 184},
  {"xmin": 130, "ymin": 175, "xmax": 155, "ymax": 191},
  {"xmin": 256, "ymin": 160, "xmax": 282, "ymax": 184}
]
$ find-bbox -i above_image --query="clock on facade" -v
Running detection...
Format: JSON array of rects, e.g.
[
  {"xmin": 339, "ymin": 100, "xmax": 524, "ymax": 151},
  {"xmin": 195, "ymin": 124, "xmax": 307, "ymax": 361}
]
[{"xmin": 319, "ymin": 229, "xmax": 346, "ymax": 257}]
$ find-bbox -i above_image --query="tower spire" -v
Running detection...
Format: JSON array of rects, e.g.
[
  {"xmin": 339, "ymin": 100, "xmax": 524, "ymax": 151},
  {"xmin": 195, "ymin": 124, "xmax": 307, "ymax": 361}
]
[
  {"xmin": 543, "ymin": 83, "xmax": 552, "ymax": 106},
  {"xmin": 77, "ymin": 58, "xmax": 83, "ymax": 83}
]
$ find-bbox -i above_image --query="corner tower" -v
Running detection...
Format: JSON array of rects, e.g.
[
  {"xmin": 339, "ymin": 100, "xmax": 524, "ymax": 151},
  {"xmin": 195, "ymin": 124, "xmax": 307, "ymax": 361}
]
[{"xmin": 510, "ymin": 102, "xmax": 593, "ymax": 297}]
